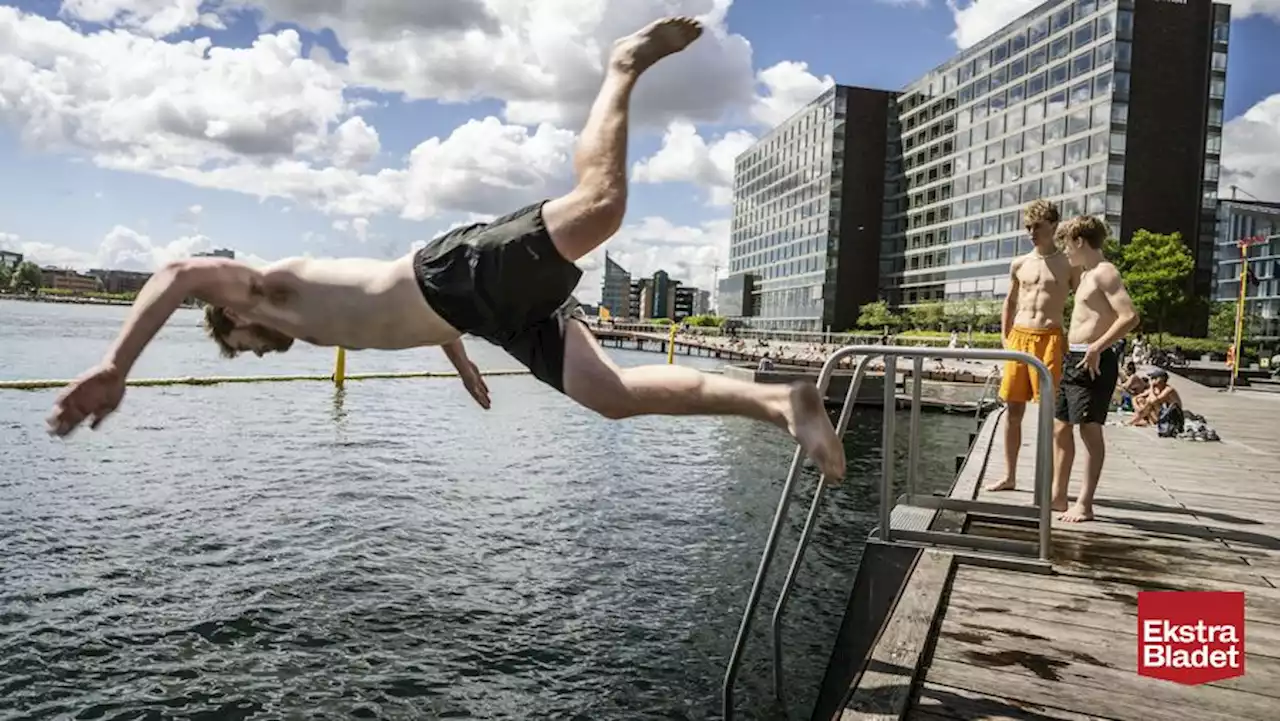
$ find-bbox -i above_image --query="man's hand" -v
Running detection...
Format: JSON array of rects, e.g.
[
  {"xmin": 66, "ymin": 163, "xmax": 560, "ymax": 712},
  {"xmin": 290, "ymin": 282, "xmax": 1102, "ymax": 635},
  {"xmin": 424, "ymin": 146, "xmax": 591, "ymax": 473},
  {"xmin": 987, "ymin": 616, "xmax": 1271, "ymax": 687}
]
[
  {"xmin": 458, "ymin": 360, "xmax": 491, "ymax": 409},
  {"xmin": 1078, "ymin": 344, "xmax": 1102, "ymax": 379},
  {"xmin": 47, "ymin": 363, "xmax": 126, "ymax": 437}
]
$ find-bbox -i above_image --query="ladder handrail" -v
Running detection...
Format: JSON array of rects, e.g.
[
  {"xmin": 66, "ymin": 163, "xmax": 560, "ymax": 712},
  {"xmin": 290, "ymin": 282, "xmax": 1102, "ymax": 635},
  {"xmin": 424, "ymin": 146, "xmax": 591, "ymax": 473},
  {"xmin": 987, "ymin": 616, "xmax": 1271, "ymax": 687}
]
[{"xmin": 721, "ymin": 344, "xmax": 1054, "ymax": 721}]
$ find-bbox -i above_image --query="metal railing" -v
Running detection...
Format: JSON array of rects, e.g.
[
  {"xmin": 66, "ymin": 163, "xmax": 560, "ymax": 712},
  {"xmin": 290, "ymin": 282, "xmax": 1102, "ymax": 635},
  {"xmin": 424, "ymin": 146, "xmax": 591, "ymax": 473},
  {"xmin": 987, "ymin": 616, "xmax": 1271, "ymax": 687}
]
[{"xmin": 721, "ymin": 345, "xmax": 1054, "ymax": 721}]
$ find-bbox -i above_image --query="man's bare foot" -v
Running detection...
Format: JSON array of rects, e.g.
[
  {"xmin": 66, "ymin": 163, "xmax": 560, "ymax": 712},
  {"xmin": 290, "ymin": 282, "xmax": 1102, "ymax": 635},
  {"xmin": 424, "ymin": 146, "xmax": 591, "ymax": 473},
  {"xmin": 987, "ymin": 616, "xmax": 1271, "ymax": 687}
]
[
  {"xmin": 611, "ymin": 16, "xmax": 704, "ymax": 75},
  {"xmin": 784, "ymin": 382, "xmax": 846, "ymax": 481},
  {"xmin": 984, "ymin": 477, "xmax": 1016, "ymax": 492},
  {"xmin": 1059, "ymin": 503, "xmax": 1094, "ymax": 523}
]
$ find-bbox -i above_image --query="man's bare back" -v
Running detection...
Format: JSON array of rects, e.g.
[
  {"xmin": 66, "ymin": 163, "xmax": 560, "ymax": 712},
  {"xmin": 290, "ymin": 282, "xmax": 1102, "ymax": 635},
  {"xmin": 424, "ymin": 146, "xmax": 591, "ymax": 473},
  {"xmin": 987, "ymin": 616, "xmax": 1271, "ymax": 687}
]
[{"xmin": 239, "ymin": 254, "xmax": 456, "ymax": 352}]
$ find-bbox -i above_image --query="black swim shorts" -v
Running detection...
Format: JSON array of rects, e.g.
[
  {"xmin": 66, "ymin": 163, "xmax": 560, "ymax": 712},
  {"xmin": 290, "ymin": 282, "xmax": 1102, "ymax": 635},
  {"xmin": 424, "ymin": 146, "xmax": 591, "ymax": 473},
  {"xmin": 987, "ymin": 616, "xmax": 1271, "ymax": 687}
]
[
  {"xmin": 413, "ymin": 200, "xmax": 585, "ymax": 393},
  {"xmin": 1055, "ymin": 343, "xmax": 1121, "ymax": 425}
]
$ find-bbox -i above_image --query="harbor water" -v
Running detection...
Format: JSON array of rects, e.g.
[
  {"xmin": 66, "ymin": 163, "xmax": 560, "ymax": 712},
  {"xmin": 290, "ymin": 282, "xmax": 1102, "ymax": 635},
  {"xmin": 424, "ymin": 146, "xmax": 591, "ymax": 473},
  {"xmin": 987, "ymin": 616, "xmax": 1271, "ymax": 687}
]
[{"xmin": 0, "ymin": 301, "xmax": 979, "ymax": 720}]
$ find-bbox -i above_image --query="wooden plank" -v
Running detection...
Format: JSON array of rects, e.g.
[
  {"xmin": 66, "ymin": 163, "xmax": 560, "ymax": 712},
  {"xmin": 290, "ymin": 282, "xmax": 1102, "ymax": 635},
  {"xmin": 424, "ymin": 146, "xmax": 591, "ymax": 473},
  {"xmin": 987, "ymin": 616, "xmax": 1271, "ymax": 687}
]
[
  {"xmin": 911, "ymin": 682, "xmax": 1108, "ymax": 721},
  {"xmin": 935, "ymin": 608, "xmax": 1280, "ymax": 696},
  {"xmin": 928, "ymin": 658, "xmax": 1266, "ymax": 721},
  {"xmin": 840, "ymin": 549, "xmax": 954, "ymax": 721},
  {"xmin": 949, "ymin": 569, "xmax": 1280, "ymax": 630}
]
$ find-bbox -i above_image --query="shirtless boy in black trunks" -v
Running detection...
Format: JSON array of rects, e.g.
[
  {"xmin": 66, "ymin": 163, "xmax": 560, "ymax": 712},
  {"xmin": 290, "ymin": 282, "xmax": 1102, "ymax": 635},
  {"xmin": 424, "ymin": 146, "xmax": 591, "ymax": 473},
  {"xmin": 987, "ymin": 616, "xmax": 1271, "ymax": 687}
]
[
  {"xmin": 1051, "ymin": 216, "xmax": 1140, "ymax": 522},
  {"xmin": 45, "ymin": 17, "xmax": 847, "ymax": 482}
]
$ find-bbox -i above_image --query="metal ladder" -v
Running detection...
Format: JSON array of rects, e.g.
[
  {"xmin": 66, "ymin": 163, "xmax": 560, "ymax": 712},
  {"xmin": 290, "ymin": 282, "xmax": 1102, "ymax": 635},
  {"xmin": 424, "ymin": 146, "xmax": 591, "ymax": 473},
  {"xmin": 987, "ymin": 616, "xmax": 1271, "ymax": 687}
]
[{"xmin": 720, "ymin": 345, "xmax": 1056, "ymax": 721}]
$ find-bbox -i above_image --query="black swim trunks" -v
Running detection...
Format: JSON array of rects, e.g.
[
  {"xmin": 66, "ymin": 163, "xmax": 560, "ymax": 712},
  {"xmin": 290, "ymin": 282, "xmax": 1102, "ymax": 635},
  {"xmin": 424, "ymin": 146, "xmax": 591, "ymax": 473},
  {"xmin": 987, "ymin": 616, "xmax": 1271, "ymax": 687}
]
[
  {"xmin": 1055, "ymin": 343, "xmax": 1121, "ymax": 425},
  {"xmin": 413, "ymin": 200, "xmax": 585, "ymax": 393}
]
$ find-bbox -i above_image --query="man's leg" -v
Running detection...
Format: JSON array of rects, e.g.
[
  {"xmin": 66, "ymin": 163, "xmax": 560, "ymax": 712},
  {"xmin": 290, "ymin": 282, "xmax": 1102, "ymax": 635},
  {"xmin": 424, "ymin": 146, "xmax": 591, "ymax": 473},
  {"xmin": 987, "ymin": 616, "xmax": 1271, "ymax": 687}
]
[
  {"xmin": 1051, "ymin": 420, "xmax": 1075, "ymax": 512},
  {"xmin": 559, "ymin": 320, "xmax": 848, "ymax": 480},
  {"xmin": 1061, "ymin": 423, "xmax": 1104, "ymax": 522},
  {"xmin": 541, "ymin": 17, "xmax": 703, "ymax": 263},
  {"xmin": 987, "ymin": 400, "xmax": 1024, "ymax": 491}
]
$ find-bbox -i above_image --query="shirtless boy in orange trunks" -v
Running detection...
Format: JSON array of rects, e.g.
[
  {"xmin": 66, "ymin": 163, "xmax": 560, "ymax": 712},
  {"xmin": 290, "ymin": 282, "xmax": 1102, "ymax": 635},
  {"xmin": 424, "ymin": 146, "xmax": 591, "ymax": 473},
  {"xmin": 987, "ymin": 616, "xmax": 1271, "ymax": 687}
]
[{"xmin": 987, "ymin": 199, "xmax": 1077, "ymax": 492}]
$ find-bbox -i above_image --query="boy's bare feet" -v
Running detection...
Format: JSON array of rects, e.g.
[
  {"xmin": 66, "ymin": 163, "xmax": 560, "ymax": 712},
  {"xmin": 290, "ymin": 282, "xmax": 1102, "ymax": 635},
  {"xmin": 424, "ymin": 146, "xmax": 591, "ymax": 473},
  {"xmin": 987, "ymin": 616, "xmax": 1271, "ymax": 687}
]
[
  {"xmin": 985, "ymin": 477, "xmax": 1017, "ymax": 492},
  {"xmin": 610, "ymin": 16, "xmax": 703, "ymax": 75},
  {"xmin": 1059, "ymin": 503, "xmax": 1095, "ymax": 523},
  {"xmin": 784, "ymin": 382, "xmax": 846, "ymax": 482}
]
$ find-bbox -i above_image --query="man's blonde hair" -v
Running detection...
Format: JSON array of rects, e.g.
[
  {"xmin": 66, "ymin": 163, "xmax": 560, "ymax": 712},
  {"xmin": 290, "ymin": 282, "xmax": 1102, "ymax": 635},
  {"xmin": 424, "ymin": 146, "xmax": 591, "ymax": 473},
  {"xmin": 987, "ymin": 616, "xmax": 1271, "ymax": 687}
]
[
  {"xmin": 1056, "ymin": 215, "xmax": 1110, "ymax": 250},
  {"xmin": 1023, "ymin": 199, "xmax": 1060, "ymax": 227}
]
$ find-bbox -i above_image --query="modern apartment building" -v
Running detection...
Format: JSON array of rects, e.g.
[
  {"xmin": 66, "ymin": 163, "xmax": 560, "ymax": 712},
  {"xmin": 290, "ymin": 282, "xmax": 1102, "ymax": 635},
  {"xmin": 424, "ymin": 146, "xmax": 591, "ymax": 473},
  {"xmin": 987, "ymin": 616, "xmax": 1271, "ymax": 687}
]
[
  {"xmin": 723, "ymin": 84, "xmax": 896, "ymax": 332},
  {"xmin": 0, "ymin": 250, "xmax": 21, "ymax": 269},
  {"xmin": 1212, "ymin": 200, "xmax": 1280, "ymax": 339},
  {"xmin": 725, "ymin": 0, "xmax": 1229, "ymax": 335}
]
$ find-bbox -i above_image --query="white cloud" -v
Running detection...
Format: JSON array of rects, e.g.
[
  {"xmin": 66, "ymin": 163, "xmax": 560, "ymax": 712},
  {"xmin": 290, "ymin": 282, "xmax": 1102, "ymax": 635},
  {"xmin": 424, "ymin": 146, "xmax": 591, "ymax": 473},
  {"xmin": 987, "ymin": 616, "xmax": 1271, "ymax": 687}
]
[
  {"xmin": 574, "ymin": 216, "xmax": 728, "ymax": 304},
  {"xmin": 53, "ymin": 0, "xmax": 760, "ymax": 130},
  {"xmin": 632, "ymin": 120, "xmax": 756, "ymax": 206},
  {"xmin": 1222, "ymin": 93, "xmax": 1280, "ymax": 202},
  {"xmin": 0, "ymin": 226, "xmax": 271, "ymax": 272},
  {"xmin": 629, "ymin": 59, "xmax": 831, "ymax": 205},
  {"xmin": 751, "ymin": 60, "xmax": 835, "ymax": 127},
  {"xmin": 0, "ymin": 8, "xmax": 576, "ymax": 221}
]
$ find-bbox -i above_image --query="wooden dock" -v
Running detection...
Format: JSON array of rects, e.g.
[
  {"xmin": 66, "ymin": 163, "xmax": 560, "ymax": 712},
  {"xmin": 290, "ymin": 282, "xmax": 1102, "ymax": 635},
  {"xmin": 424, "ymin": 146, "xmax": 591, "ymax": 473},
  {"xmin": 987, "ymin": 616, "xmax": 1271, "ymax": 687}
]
[{"xmin": 837, "ymin": 373, "xmax": 1280, "ymax": 721}]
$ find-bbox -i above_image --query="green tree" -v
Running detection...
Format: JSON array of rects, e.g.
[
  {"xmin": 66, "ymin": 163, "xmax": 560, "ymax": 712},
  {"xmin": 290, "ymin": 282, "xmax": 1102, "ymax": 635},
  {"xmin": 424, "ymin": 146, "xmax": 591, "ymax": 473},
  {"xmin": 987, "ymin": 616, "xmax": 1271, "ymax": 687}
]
[
  {"xmin": 1114, "ymin": 229, "xmax": 1194, "ymax": 343},
  {"xmin": 10, "ymin": 261, "xmax": 42, "ymax": 294},
  {"xmin": 0, "ymin": 262, "xmax": 11, "ymax": 291},
  {"xmin": 855, "ymin": 300, "xmax": 900, "ymax": 332},
  {"xmin": 1208, "ymin": 300, "xmax": 1262, "ymax": 344},
  {"xmin": 906, "ymin": 301, "xmax": 947, "ymax": 331}
]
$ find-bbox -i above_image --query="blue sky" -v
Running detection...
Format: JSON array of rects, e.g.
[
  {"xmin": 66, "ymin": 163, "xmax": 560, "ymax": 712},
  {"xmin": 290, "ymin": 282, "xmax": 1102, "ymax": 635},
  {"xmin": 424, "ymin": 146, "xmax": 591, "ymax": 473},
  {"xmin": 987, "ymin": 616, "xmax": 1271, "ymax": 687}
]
[{"xmin": 1, "ymin": 0, "xmax": 1278, "ymax": 303}]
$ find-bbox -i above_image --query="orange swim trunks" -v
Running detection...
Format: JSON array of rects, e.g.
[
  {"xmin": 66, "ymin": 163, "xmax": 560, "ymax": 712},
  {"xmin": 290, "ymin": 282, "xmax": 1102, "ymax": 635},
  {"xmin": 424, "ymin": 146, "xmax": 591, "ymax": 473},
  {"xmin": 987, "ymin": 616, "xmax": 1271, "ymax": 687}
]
[{"xmin": 998, "ymin": 326, "xmax": 1065, "ymax": 403}]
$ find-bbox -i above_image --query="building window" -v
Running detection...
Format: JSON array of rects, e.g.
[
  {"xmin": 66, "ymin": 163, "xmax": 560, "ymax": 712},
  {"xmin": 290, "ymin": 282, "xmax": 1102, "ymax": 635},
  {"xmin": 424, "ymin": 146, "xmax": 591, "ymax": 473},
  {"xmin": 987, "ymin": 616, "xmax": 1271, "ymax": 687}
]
[
  {"xmin": 1045, "ymin": 145, "xmax": 1066, "ymax": 171},
  {"xmin": 1111, "ymin": 101, "xmax": 1128, "ymax": 125},
  {"xmin": 1026, "ymin": 99, "xmax": 1046, "ymax": 125},
  {"xmin": 1051, "ymin": 7, "xmax": 1073, "ymax": 34},
  {"xmin": 1008, "ymin": 103, "xmax": 1026, "ymax": 131},
  {"xmin": 1005, "ymin": 133, "xmax": 1024, "ymax": 156},
  {"xmin": 1115, "ymin": 40, "xmax": 1132, "ymax": 70},
  {"xmin": 1067, "ymin": 137, "xmax": 1089, "ymax": 164},
  {"xmin": 1087, "ymin": 192, "xmax": 1106, "ymax": 215},
  {"xmin": 1021, "ymin": 178, "xmax": 1043, "ymax": 202},
  {"xmin": 1210, "ymin": 77, "xmax": 1226, "ymax": 99},
  {"xmin": 1106, "ymin": 192, "xmax": 1123, "ymax": 214},
  {"xmin": 1088, "ymin": 161, "xmax": 1106, "ymax": 187},
  {"xmin": 1113, "ymin": 72, "xmax": 1129, "ymax": 100},
  {"xmin": 992, "ymin": 39, "xmax": 1010, "ymax": 65},
  {"xmin": 1206, "ymin": 132, "xmax": 1222, "ymax": 154},
  {"xmin": 1045, "ymin": 172, "xmax": 1063, "ymax": 196},
  {"xmin": 1074, "ymin": 23, "xmax": 1095, "ymax": 50},
  {"xmin": 1095, "ymin": 40, "xmax": 1114, "ymax": 66},
  {"xmin": 1097, "ymin": 13, "xmax": 1113, "ymax": 38},
  {"xmin": 1072, "ymin": 52, "xmax": 1093, "ymax": 80},
  {"xmin": 1008, "ymin": 81, "xmax": 1026, "ymax": 105},
  {"xmin": 1028, "ymin": 71, "xmax": 1047, "ymax": 97},
  {"xmin": 1015, "ymin": 24, "xmax": 1035, "ymax": 53},
  {"xmin": 1030, "ymin": 47, "xmax": 1048, "ymax": 72},
  {"xmin": 1107, "ymin": 161, "xmax": 1125, "ymax": 184},
  {"xmin": 1212, "ymin": 51, "xmax": 1228, "ymax": 72},
  {"xmin": 1091, "ymin": 102, "xmax": 1110, "ymax": 129},
  {"xmin": 1066, "ymin": 167, "xmax": 1087, "ymax": 193},
  {"xmin": 1117, "ymin": 10, "xmax": 1133, "ymax": 40},
  {"xmin": 1049, "ymin": 62, "xmax": 1070, "ymax": 89},
  {"xmin": 1026, "ymin": 149, "xmax": 1044, "ymax": 175},
  {"xmin": 1047, "ymin": 117, "xmax": 1068, "ymax": 142},
  {"xmin": 1071, "ymin": 81, "xmax": 1093, "ymax": 107},
  {"xmin": 1050, "ymin": 37, "xmax": 1070, "ymax": 63},
  {"xmin": 1031, "ymin": 16, "xmax": 1049, "ymax": 44}
]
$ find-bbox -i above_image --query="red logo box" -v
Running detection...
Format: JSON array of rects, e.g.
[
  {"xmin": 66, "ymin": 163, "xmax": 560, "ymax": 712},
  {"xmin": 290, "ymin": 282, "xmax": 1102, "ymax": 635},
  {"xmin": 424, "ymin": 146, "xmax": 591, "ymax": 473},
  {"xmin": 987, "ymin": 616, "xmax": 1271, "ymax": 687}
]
[{"xmin": 1138, "ymin": 591, "xmax": 1245, "ymax": 684}]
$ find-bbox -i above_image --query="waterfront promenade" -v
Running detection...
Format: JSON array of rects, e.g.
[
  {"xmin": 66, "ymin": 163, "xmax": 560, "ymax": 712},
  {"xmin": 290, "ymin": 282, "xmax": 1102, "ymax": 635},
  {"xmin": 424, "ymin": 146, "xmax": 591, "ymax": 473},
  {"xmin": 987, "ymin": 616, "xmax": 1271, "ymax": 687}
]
[{"xmin": 840, "ymin": 373, "xmax": 1280, "ymax": 721}]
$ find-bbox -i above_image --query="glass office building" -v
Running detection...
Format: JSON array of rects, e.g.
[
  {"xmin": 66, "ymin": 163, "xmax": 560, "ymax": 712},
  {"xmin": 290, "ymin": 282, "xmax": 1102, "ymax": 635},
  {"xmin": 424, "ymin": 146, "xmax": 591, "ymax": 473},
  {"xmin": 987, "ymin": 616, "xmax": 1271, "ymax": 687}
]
[
  {"xmin": 1213, "ymin": 200, "xmax": 1280, "ymax": 339},
  {"xmin": 882, "ymin": 0, "xmax": 1228, "ymax": 313},
  {"xmin": 724, "ymin": 85, "xmax": 894, "ymax": 332},
  {"xmin": 726, "ymin": 0, "xmax": 1228, "ymax": 336}
]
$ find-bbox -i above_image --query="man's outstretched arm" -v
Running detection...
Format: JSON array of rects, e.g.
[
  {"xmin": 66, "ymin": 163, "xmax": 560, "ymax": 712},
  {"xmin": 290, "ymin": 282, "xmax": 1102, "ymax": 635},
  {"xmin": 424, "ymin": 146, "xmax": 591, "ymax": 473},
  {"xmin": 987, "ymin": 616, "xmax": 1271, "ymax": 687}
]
[{"xmin": 105, "ymin": 258, "xmax": 263, "ymax": 376}]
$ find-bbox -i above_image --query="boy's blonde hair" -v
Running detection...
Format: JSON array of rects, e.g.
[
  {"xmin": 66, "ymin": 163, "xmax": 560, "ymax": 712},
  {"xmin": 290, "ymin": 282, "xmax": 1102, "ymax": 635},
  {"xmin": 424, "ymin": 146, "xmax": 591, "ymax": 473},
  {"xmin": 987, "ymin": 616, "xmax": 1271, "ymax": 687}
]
[
  {"xmin": 1023, "ymin": 199, "xmax": 1060, "ymax": 227},
  {"xmin": 1056, "ymin": 215, "xmax": 1110, "ymax": 249}
]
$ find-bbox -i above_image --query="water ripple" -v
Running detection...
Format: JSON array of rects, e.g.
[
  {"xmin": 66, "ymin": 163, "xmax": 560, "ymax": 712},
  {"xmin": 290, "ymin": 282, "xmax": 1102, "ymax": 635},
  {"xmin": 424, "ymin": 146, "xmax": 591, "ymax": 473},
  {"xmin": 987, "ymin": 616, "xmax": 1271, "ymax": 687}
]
[{"xmin": 1, "ymin": 301, "xmax": 977, "ymax": 720}]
